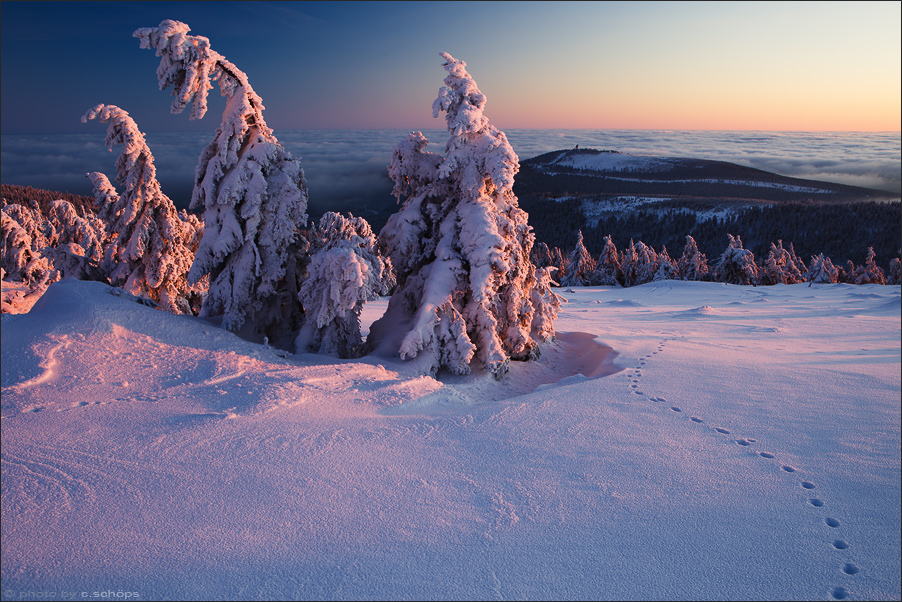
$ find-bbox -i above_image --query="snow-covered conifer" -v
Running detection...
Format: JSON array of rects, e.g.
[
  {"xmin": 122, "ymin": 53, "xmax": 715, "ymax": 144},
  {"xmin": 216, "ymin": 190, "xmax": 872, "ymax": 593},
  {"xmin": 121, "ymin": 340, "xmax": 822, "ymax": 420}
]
[
  {"xmin": 594, "ymin": 235, "xmax": 622, "ymax": 286},
  {"xmin": 134, "ymin": 19, "xmax": 309, "ymax": 343},
  {"xmin": 560, "ymin": 230, "xmax": 596, "ymax": 287},
  {"xmin": 297, "ymin": 212, "xmax": 393, "ymax": 358},
  {"xmin": 678, "ymin": 235, "xmax": 708, "ymax": 281},
  {"xmin": 788, "ymin": 242, "xmax": 807, "ymax": 281},
  {"xmin": 368, "ymin": 52, "xmax": 558, "ymax": 378},
  {"xmin": 806, "ymin": 253, "xmax": 839, "ymax": 285},
  {"xmin": 849, "ymin": 247, "xmax": 885, "ymax": 285},
  {"xmin": 83, "ymin": 104, "xmax": 202, "ymax": 314},
  {"xmin": 633, "ymin": 241, "xmax": 659, "ymax": 286},
  {"xmin": 1, "ymin": 210, "xmax": 52, "ymax": 285},
  {"xmin": 888, "ymin": 250, "xmax": 901, "ymax": 285},
  {"xmin": 714, "ymin": 234, "xmax": 759, "ymax": 285},
  {"xmin": 548, "ymin": 246, "xmax": 569, "ymax": 286},
  {"xmin": 41, "ymin": 200, "xmax": 106, "ymax": 280},
  {"xmin": 653, "ymin": 245, "xmax": 678, "ymax": 281},
  {"xmin": 761, "ymin": 240, "xmax": 805, "ymax": 285},
  {"xmin": 620, "ymin": 240, "xmax": 639, "ymax": 287}
]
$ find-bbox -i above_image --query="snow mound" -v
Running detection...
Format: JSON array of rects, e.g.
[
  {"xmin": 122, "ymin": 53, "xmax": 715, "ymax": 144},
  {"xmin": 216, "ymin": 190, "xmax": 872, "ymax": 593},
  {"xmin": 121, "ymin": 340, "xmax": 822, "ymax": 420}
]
[{"xmin": 2, "ymin": 281, "xmax": 621, "ymax": 420}]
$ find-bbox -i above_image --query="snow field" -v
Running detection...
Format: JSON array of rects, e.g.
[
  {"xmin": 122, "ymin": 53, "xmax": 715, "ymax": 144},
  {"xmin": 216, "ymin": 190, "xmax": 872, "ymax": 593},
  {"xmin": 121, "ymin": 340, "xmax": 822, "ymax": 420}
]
[{"xmin": 2, "ymin": 279, "xmax": 899, "ymax": 601}]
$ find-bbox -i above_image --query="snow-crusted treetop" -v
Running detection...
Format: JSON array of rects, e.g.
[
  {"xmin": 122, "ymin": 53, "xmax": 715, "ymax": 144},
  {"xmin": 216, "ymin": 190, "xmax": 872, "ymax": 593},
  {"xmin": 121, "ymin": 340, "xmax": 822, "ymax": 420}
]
[
  {"xmin": 81, "ymin": 104, "xmax": 165, "ymax": 214},
  {"xmin": 432, "ymin": 52, "xmax": 518, "ymax": 196},
  {"xmin": 433, "ymin": 52, "xmax": 490, "ymax": 136},
  {"xmin": 133, "ymin": 19, "xmax": 269, "ymax": 135}
]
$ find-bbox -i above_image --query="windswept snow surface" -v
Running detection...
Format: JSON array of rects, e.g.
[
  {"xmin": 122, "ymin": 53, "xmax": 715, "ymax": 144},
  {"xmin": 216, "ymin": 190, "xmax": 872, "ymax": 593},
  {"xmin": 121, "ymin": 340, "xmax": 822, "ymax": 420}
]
[{"xmin": 2, "ymin": 279, "xmax": 899, "ymax": 601}]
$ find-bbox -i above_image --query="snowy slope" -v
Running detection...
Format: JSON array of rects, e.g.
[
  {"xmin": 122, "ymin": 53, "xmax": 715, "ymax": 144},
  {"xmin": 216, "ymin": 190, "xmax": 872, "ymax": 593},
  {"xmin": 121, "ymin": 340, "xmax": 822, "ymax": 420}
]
[{"xmin": 2, "ymin": 279, "xmax": 900, "ymax": 601}]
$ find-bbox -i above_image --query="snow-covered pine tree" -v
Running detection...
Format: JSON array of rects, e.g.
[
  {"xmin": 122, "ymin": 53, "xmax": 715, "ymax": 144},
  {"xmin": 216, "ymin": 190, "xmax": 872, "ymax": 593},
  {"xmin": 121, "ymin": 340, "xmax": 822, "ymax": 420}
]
[
  {"xmin": 368, "ymin": 52, "xmax": 559, "ymax": 378},
  {"xmin": 82, "ymin": 104, "xmax": 202, "ymax": 314},
  {"xmin": 633, "ymin": 241, "xmax": 659, "ymax": 285},
  {"xmin": 594, "ymin": 234, "xmax": 622, "ymax": 286},
  {"xmin": 560, "ymin": 230, "xmax": 596, "ymax": 287},
  {"xmin": 805, "ymin": 253, "xmax": 839, "ymax": 285},
  {"xmin": 714, "ymin": 234, "xmax": 759, "ymax": 285},
  {"xmin": 652, "ymin": 245, "xmax": 678, "ymax": 281},
  {"xmin": 787, "ymin": 242, "xmax": 807, "ymax": 281},
  {"xmin": 297, "ymin": 212, "xmax": 393, "ymax": 358},
  {"xmin": 848, "ymin": 247, "xmax": 886, "ymax": 285},
  {"xmin": 677, "ymin": 234, "xmax": 708, "ymax": 281},
  {"xmin": 134, "ymin": 19, "xmax": 309, "ymax": 345},
  {"xmin": 761, "ymin": 240, "xmax": 805, "ymax": 285},
  {"xmin": 620, "ymin": 239, "xmax": 639, "ymax": 287},
  {"xmin": 888, "ymin": 250, "xmax": 901, "ymax": 285},
  {"xmin": 548, "ymin": 246, "xmax": 569, "ymax": 286},
  {"xmin": 1, "ymin": 209, "xmax": 53, "ymax": 285},
  {"xmin": 40, "ymin": 200, "xmax": 107, "ymax": 280}
]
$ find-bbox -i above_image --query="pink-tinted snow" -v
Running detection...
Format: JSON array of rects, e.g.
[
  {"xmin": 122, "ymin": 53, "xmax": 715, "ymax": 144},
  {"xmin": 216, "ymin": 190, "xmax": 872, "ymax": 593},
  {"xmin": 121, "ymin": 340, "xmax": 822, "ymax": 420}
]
[{"xmin": 2, "ymin": 278, "xmax": 899, "ymax": 601}]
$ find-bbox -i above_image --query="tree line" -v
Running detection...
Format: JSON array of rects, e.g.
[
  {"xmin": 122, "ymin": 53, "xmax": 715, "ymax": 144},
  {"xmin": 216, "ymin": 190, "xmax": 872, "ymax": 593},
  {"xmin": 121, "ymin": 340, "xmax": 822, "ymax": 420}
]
[
  {"xmin": 518, "ymin": 194, "xmax": 901, "ymax": 275},
  {"xmin": 535, "ymin": 230, "xmax": 899, "ymax": 288}
]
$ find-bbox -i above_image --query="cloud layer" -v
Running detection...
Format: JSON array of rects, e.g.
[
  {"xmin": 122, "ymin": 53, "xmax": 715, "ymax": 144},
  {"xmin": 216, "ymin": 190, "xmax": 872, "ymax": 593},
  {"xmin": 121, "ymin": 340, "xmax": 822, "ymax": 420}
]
[{"xmin": 2, "ymin": 130, "xmax": 899, "ymax": 219}]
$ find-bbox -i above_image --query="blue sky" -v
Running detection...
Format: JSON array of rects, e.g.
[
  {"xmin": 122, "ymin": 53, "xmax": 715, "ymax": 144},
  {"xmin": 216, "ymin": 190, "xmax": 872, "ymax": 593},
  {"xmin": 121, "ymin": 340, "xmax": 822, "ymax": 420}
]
[{"xmin": 1, "ymin": 1, "xmax": 900, "ymax": 134}]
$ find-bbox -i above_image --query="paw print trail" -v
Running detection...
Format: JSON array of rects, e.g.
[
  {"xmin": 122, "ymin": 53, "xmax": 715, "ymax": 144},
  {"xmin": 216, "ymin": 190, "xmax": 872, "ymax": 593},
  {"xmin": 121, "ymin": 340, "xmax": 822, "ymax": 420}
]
[{"xmin": 621, "ymin": 337, "xmax": 860, "ymax": 600}]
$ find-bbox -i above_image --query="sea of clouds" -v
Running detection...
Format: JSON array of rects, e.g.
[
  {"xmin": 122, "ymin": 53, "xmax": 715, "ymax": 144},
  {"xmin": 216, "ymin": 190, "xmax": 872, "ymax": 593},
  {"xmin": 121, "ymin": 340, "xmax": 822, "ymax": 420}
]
[{"xmin": 2, "ymin": 129, "xmax": 899, "ymax": 217}]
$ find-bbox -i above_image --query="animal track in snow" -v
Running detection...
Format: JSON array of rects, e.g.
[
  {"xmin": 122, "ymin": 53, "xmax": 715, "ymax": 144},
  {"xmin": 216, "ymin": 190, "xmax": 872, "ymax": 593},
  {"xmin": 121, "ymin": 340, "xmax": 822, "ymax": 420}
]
[
  {"xmin": 841, "ymin": 563, "xmax": 859, "ymax": 575},
  {"xmin": 621, "ymin": 336, "xmax": 858, "ymax": 598}
]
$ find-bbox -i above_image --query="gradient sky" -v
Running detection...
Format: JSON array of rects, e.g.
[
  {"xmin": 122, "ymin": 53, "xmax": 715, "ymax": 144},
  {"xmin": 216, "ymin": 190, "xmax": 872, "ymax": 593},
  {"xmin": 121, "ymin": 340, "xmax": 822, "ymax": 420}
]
[{"xmin": 1, "ymin": 1, "xmax": 900, "ymax": 134}]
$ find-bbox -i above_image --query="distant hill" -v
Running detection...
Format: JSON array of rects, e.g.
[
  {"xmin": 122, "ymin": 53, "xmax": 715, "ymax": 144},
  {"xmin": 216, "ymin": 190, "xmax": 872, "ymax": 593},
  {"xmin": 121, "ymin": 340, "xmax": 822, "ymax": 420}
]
[
  {"xmin": 518, "ymin": 147, "xmax": 896, "ymax": 205},
  {"xmin": 514, "ymin": 148, "xmax": 901, "ymax": 270}
]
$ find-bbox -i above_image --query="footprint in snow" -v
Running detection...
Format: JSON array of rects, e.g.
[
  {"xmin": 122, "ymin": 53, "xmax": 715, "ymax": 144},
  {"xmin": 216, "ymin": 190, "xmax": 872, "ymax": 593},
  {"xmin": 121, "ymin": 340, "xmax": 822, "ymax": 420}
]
[
  {"xmin": 825, "ymin": 517, "xmax": 839, "ymax": 527},
  {"xmin": 715, "ymin": 427, "xmax": 731, "ymax": 434},
  {"xmin": 831, "ymin": 586, "xmax": 850, "ymax": 600},
  {"xmin": 759, "ymin": 451, "xmax": 776, "ymax": 459},
  {"xmin": 690, "ymin": 417, "xmax": 704, "ymax": 423}
]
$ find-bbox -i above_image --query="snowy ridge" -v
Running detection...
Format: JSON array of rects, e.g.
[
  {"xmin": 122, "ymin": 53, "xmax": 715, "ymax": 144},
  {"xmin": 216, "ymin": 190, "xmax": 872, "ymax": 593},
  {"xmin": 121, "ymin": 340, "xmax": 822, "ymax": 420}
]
[
  {"xmin": 539, "ymin": 148, "xmax": 676, "ymax": 173},
  {"xmin": 2, "ymin": 278, "xmax": 899, "ymax": 600}
]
